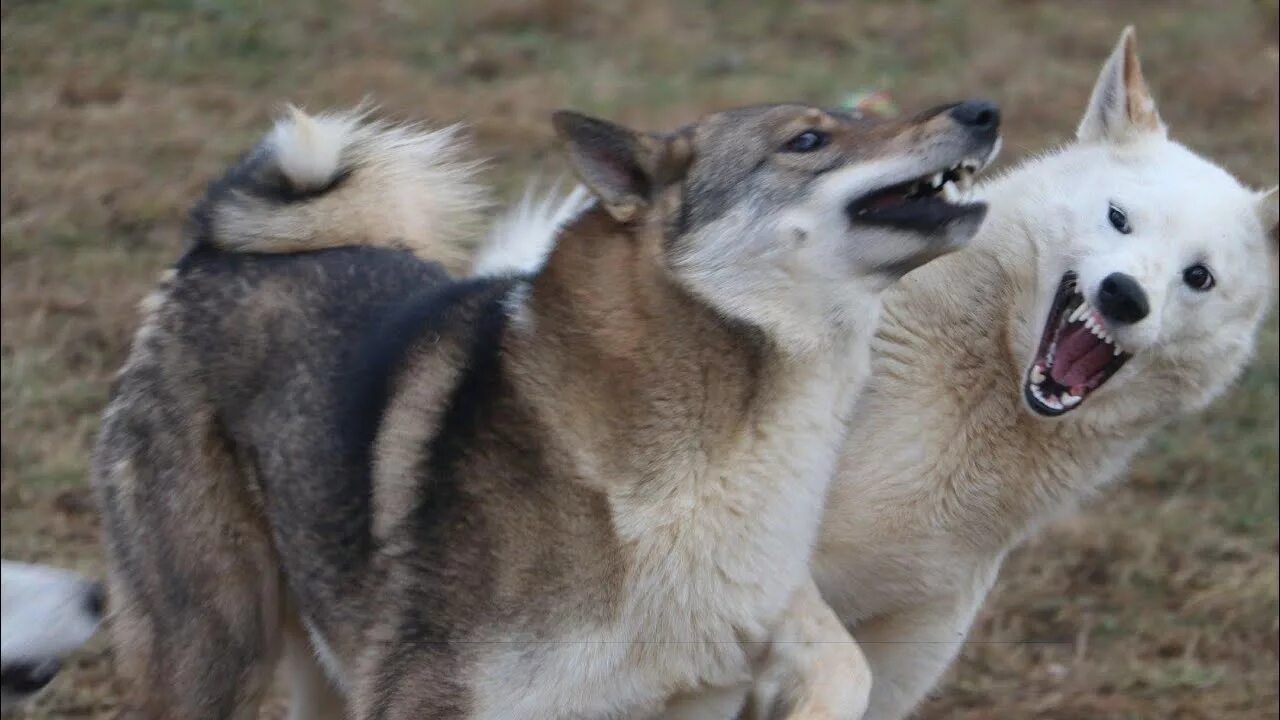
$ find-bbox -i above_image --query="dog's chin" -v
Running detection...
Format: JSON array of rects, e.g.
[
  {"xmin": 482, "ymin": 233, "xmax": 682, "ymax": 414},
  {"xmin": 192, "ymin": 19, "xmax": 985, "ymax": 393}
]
[{"xmin": 1022, "ymin": 271, "xmax": 1133, "ymax": 417}]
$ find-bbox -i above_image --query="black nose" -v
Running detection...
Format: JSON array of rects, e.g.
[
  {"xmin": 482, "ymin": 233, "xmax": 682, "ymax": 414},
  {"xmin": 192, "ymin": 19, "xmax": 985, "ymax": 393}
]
[
  {"xmin": 948, "ymin": 100, "xmax": 1000, "ymax": 132},
  {"xmin": 1096, "ymin": 272, "xmax": 1149, "ymax": 324},
  {"xmin": 84, "ymin": 581, "xmax": 106, "ymax": 619},
  {"xmin": 0, "ymin": 659, "xmax": 62, "ymax": 695}
]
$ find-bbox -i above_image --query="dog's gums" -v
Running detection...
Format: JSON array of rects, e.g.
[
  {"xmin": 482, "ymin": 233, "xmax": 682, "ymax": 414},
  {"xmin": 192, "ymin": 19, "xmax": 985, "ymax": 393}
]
[
  {"xmin": 848, "ymin": 158, "xmax": 986, "ymax": 233},
  {"xmin": 1025, "ymin": 271, "xmax": 1131, "ymax": 415}
]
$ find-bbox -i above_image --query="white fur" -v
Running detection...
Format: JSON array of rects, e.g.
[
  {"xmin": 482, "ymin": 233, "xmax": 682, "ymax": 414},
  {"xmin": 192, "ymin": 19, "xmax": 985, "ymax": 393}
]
[
  {"xmin": 282, "ymin": 624, "xmax": 345, "ymax": 720},
  {"xmin": 270, "ymin": 105, "xmax": 355, "ymax": 190},
  {"xmin": 812, "ymin": 28, "xmax": 1278, "ymax": 719},
  {"xmin": 472, "ymin": 181, "xmax": 592, "ymax": 277},
  {"xmin": 673, "ymin": 153, "xmax": 984, "ymax": 356},
  {"xmin": 472, "ymin": 28, "xmax": 1277, "ymax": 720},
  {"xmin": 466, "ymin": 328, "xmax": 870, "ymax": 720},
  {"xmin": 211, "ymin": 107, "xmax": 489, "ymax": 270},
  {"xmin": 1, "ymin": 561, "xmax": 102, "ymax": 712},
  {"xmin": 302, "ymin": 618, "xmax": 347, "ymax": 693},
  {"xmin": 461, "ymin": 189, "xmax": 626, "ymax": 279}
]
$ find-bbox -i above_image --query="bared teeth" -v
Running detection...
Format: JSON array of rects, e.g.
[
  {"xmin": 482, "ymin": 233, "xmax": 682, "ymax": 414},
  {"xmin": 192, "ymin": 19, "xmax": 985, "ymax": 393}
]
[
  {"xmin": 900, "ymin": 162, "xmax": 984, "ymax": 207},
  {"xmin": 941, "ymin": 181, "xmax": 961, "ymax": 203},
  {"xmin": 1028, "ymin": 273, "xmax": 1134, "ymax": 414},
  {"xmin": 1030, "ymin": 365, "xmax": 1046, "ymax": 384}
]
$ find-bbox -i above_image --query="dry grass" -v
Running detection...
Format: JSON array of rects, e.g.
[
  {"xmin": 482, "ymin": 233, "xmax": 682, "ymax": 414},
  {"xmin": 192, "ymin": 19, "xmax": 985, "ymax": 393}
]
[{"xmin": 2, "ymin": 1, "xmax": 1276, "ymax": 718}]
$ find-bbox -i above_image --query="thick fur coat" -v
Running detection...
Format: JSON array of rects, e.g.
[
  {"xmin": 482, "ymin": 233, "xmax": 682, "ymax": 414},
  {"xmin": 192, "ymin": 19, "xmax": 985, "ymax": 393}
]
[{"xmin": 94, "ymin": 100, "xmax": 999, "ymax": 719}]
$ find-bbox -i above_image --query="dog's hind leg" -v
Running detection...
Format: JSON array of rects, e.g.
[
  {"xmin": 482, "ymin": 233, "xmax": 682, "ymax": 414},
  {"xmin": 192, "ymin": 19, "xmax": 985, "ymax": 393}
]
[{"xmin": 94, "ymin": 365, "xmax": 283, "ymax": 719}]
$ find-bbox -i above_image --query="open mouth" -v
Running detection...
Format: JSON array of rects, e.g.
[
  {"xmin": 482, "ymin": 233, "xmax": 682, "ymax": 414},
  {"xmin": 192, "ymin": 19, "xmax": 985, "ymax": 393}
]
[
  {"xmin": 848, "ymin": 158, "xmax": 986, "ymax": 233},
  {"xmin": 1024, "ymin": 272, "xmax": 1131, "ymax": 416}
]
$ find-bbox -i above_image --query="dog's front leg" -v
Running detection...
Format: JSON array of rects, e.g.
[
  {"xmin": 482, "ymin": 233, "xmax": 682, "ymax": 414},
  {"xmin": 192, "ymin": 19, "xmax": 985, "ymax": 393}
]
[
  {"xmin": 852, "ymin": 591, "xmax": 986, "ymax": 720},
  {"xmin": 742, "ymin": 576, "xmax": 871, "ymax": 720}
]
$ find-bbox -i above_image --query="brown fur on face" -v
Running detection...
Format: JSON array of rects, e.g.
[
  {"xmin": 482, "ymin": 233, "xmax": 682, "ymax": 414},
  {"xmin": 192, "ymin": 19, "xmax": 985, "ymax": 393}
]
[
  {"xmin": 557, "ymin": 101, "xmax": 992, "ymax": 236},
  {"xmin": 545, "ymin": 102, "xmax": 999, "ymax": 357}
]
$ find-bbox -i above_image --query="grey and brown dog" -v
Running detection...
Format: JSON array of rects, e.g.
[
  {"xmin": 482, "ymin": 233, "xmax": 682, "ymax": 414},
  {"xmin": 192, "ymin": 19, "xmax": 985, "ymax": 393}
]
[{"xmin": 93, "ymin": 99, "xmax": 999, "ymax": 719}]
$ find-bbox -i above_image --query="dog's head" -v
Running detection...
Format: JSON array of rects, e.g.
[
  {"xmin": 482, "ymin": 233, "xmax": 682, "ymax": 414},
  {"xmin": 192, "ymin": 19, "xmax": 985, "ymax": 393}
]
[
  {"xmin": 554, "ymin": 99, "xmax": 1001, "ymax": 350},
  {"xmin": 1, "ymin": 561, "xmax": 104, "ymax": 713},
  {"xmin": 1009, "ymin": 27, "xmax": 1278, "ymax": 421}
]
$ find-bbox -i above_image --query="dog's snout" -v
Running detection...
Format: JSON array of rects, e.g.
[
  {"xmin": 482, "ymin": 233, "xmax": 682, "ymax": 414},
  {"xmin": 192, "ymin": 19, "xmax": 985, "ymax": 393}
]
[
  {"xmin": 1096, "ymin": 272, "xmax": 1149, "ymax": 324},
  {"xmin": 948, "ymin": 100, "xmax": 1000, "ymax": 133},
  {"xmin": 1, "ymin": 659, "xmax": 62, "ymax": 695},
  {"xmin": 84, "ymin": 581, "xmax": 106, "ymax": 619}
]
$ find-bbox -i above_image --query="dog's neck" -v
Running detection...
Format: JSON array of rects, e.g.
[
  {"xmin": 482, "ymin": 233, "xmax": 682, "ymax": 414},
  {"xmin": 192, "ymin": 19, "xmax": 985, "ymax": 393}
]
[
  {"xmin": 517, "ymin": 207, "xmax": 761, "ymax": 460},
  {"xmin": 514, "ymin": 206, "xmax": 859, "ymax": 488},
  {"xmin": 510, "ymin": 206, "xmax": 863, "ymax": 609}
]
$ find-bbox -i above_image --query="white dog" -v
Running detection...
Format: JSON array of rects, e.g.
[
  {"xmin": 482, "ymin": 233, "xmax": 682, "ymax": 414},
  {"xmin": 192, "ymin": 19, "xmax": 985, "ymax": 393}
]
[
  {"xmin": 811, "ymin": 27, "xmax": 1277, "ymax": 718},
  {"xmin": 1, "ymin": 560, "xmax": 103, "ymax": 713},
  {"xmin": 474, "ymin": 27, "xmax": 1277, "ymax": 719}
]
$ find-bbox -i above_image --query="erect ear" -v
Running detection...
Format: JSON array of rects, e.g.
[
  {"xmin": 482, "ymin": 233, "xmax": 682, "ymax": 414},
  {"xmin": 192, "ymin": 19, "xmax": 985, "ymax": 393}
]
[
  {"xmin": 552, "ymin": 111, "xmax": 692, "ymax": 223},
  {"xmin": 1077, "ymin": 26, "xmax": 1166, "ymax": 143},
  {"xmin": 1258, "ymin": 186, "xmax": 1279, "ymax": 248}
]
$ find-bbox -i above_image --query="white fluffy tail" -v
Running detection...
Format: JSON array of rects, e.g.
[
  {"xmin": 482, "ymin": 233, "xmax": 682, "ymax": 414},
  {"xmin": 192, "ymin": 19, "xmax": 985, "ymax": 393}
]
[
  {"xmin": 188, "ymin": 106, "xmax": 489, "ymax": 273},
  {"xmin": 471, "ymin": 181, "xmax": 592, "ymax": 277}
]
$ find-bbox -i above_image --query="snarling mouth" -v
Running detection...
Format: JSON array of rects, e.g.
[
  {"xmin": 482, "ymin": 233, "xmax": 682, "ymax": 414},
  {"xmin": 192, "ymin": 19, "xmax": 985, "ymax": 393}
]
[
  {"xmin": 848, "ymin": 159, "xmax": 986, "ymax": 233},
  {"xmin": 1025, "ymin": 272, "xmax": 1131, "ymax": 416}
]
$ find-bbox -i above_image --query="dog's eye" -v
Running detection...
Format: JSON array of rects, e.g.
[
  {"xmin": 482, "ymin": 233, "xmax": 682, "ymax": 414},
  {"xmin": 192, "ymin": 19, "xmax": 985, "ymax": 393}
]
[
  {"xmin": 1182, "ymin": 264, "xmax": 1215, "ymax": 291},
  {"xmin": 1107, "ymin": 203, "xmax": 1131, "ymax": 234},
  {"xmin": 782, "ymin": 130, "xmax": 829, "ymax": 153}
]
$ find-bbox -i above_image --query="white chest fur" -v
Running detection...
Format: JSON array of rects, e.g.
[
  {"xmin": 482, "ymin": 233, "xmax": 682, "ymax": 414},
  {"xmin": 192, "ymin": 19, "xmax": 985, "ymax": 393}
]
[{"xmin": 475, "ymin": 339, "xmax": 869, "ymax": 719}]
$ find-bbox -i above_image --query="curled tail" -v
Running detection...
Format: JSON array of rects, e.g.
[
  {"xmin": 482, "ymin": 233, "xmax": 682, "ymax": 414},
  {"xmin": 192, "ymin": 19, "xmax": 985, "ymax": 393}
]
[{"xmin": 187, "ymin": 106, "xmax": 489, "ymax": 272}]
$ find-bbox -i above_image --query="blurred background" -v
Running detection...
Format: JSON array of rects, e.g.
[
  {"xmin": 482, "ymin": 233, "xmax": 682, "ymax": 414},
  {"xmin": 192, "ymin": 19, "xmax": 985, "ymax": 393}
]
[{"xmin": 1, "ymin": 1, "xmax": 1276, "ymax": 717}]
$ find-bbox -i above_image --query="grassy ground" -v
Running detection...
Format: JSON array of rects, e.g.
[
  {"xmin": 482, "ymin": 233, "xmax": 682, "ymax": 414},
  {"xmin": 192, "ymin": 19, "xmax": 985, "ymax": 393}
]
[{"xmin": 2, "ymin": 1, "xmax": 1276, "ymax": 717}]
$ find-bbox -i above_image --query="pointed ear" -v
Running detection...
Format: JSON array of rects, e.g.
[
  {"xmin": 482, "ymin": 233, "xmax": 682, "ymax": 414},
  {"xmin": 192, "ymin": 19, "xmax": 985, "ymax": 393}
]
[
  {"xmin": 1077, "ymin": 26, "xmax": 1166, "ymax": 143},
  {"xmin": 1258, "ymin": 186, "xmax": 1279, "ymax": 248},
  {"xmin": 552, "ymin": 111, "xmax": 692, "ymax": 223}
]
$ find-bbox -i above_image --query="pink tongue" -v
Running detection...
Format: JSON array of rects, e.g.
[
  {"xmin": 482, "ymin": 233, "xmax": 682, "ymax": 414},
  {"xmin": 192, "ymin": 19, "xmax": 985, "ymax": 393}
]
[{"xmin": 1049, "ymin": 324, "xmax": 1112, "ymax": 387}]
